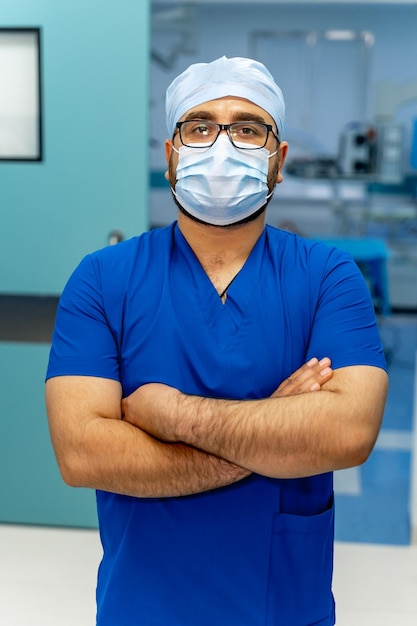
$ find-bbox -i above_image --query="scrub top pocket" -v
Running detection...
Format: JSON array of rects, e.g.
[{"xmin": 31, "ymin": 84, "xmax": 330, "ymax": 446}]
[{"xmin": 266, "ymin": 501, "xmax": 335, "ymax": 626}]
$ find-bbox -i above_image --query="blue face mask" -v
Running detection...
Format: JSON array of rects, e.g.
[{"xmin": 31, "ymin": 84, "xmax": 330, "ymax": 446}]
[{"xmin": 171, "ymin": 136, "xmax": 276, "ymax": 226}]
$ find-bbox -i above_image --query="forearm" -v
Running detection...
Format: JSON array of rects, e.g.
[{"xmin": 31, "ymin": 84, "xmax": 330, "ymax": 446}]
[
  {"xmin": 173, "ymin": 368, "xmax": 387, "ymax": 478},
  {"xmin": 58, "ymin": 417, "xmax": 250, "ymax": 498},
  {"xmin": 46, "ymin": 376, "xmax": 250, "ymax": 499},
  {"xmin": 130, "ymin": 366, "xmax": 387, "ymax": 479},
  {"xmin": 175, "ymin": 390, "xmax": 344, "ymax": 477}
]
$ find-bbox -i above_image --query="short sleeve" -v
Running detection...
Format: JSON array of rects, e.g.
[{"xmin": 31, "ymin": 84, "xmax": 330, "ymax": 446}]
[
  {"xmin": 306, "ymin": 246, "xmax": 387, "ymax": 371},
  {"xmin": 46, "ymin": 254, "xmax": 120, "ymax": 381}
]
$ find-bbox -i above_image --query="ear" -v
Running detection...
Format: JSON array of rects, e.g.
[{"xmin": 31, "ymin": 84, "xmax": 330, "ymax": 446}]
[
  {"xmin": 164, "ymin": 139, "xmax": 173, "ymax": 180},
  {"xmin": 275, "ymin": 142, "xmax": 289, "ymax": 185}
]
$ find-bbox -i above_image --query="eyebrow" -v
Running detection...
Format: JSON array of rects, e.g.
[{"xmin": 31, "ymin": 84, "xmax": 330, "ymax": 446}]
[{"xmin": 183, "ymin": 110, "xmax": 269, "ymax": 125}]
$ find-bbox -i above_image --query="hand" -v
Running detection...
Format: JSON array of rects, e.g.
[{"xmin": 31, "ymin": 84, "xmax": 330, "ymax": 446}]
[
  {"xmin": 271, "ymin": 357, "xmax": 333, "ymax": 398},
  {"xmin": 122, "ymin": 383, "xmax": 181, "ymax": 442}
]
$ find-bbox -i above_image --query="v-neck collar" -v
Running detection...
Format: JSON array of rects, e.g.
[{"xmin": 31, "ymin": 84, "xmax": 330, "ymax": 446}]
[{"xmin": 171, "ymin": 222, "xmax": 267, "ymax": 338}]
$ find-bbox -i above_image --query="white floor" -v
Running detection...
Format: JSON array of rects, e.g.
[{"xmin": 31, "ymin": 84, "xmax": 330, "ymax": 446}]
[{"xmin": 1, "ymin": 525, "xmax": 417, "ymax": 625}]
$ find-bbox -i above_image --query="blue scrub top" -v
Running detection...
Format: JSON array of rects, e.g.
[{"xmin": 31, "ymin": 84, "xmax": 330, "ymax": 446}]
[{"xmin": 47, "ymin": 223, "xmax": 386, "ymax": 626}]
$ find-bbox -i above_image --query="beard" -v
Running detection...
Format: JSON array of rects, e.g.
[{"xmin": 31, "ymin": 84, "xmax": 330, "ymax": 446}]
[{"xmin": 168, "ymin": 151, "xmax": 279, "ymax": 228}]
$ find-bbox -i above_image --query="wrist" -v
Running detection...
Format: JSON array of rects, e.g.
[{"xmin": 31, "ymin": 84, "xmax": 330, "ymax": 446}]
[{"xmin": 172, "ymin": 391, "xmax": 206, "ymax": 444}]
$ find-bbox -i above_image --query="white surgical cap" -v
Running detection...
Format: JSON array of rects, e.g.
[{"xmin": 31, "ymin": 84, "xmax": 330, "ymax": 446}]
[{"xmin": 165, "ymin": 56, "xmax": 285, "ymax": 139}]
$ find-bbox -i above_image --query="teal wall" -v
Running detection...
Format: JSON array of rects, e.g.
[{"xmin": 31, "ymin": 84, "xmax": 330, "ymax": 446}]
[
  {"xmin": 0, "ymin": 0, "xmax": 150, "ymax": 527},
  {"xmin": 0, "ymin": 0, "xmax": 150, "ymax": 294},
  {"xmin": 0, "ymin": 344, "xmax": 99, "ymax": 527}
]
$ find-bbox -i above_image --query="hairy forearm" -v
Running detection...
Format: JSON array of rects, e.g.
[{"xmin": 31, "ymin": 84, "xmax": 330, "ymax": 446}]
[
  {"xmin": 58, "ymin": 417, "xmax": 250, "ymax": 498},
  {"xmin": 175, "ymin": 390, "xmax": 344, "ymax": 477},
  {"xmin": 130, "ymin": 367, "xmax": 387, "ymax": 479},
  {"xmin": 174, "ymin": 370, "xmax": 387, "ymax": 477},
  {"xmin": 46, "ymin": 377, "xmax": 250, "ymax": 499}
]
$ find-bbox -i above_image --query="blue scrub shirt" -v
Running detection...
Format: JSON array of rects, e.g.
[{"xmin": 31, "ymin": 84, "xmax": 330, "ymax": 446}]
[{"xmin": 47, "ymin": 223, "xmax": 386, "ymax": 626}]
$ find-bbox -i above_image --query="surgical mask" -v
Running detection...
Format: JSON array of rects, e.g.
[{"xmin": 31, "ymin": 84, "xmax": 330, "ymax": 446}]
[{"xmin": 171, "ymin": 135, "xmax": 277, "ymax": 226}]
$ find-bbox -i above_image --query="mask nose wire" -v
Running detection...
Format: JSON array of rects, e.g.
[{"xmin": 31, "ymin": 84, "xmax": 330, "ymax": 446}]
[
  {"xmin": 172, "ymin": 133, "xmax": 279, "ymax": 156},
  {"xmin": 171, "ymin": 132, "xmax": 232, "ymax": 155}
]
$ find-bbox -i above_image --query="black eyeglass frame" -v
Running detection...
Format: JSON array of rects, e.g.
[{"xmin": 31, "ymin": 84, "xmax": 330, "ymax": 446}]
[{"xmin": 174, "ymin": 120, "xmax": 280, "ymax": 150}]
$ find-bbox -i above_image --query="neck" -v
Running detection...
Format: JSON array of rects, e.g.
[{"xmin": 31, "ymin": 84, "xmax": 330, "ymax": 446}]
[{"xmin": 177, "ymin": 211, "xmax": 266, "ymax": 268}]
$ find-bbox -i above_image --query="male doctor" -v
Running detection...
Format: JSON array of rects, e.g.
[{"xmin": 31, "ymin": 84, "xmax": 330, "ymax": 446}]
[{"xmin": 46, "ymin": 56, "xmax": 388, "ymax": 625}]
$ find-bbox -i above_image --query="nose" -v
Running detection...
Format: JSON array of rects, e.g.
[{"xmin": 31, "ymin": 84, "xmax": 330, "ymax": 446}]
[{"xmin": 216, "ymin": 124, "xmax": 233, "ymax": 144}]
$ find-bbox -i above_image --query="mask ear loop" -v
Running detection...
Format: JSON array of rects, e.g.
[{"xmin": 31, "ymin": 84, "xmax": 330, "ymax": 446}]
[
  {"xmin": 267, "ymin": 131, "xmax": 284, "ymax": 200},
  {"xmin": 265, "ymin": 145, "xmax": 281, "ymax": 201}
]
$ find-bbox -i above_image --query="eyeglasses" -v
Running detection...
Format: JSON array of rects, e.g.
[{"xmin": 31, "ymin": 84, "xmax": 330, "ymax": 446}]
[{"xmin": 175, "ymin": 120, "xmax": 280, "ymax": 150}]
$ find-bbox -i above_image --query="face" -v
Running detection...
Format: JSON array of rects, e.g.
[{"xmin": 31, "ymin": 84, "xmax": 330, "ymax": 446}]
[{"xmin": 165, "ymin": 96, "xmax": 288, "ymax": 193}]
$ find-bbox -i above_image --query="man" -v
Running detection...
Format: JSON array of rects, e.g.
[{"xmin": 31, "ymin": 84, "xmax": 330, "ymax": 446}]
[{"xmin": 46, "ymin": 56, "xmax": 388, "ymax": 625}]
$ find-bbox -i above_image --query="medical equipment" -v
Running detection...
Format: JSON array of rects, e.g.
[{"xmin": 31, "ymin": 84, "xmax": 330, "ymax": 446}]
[{"xmin": 338, "ymin": 123, "xmax": 377, "ymax": 177}]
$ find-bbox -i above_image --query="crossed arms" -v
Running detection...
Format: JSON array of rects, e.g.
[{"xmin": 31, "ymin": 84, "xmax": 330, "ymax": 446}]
[{"xmin": 46, "ymin": 358, "xmax": 387, "ymax": 498}]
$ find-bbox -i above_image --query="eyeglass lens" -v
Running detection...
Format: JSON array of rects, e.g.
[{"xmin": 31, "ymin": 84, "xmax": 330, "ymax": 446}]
[{"xmin": 179, "ymin": 120, "xmax": 270, "ymax": 149}]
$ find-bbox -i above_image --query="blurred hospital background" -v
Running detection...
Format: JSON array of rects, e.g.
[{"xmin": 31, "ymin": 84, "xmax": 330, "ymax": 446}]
[{"xmin": 1, "ymin": 1, "xmax": 417, "ymax": 624}]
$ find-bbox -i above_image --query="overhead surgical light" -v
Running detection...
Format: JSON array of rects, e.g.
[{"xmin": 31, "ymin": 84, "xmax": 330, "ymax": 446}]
[
  {"xmin": 323, "ymin": 30, "xmax": 374, "ymax": 45},
  {"xmin": 324, "ymin": 30, "xmax": 358, "ymax": 41}
]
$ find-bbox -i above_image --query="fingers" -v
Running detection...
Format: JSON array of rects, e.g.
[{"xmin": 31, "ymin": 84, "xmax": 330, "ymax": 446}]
[
  {"xmin": 306, "ymin": 357, "xmax": 332, "ymax": 391},
  {"xmin": 272, "ymin": 357, "xmax": 333, "ymax": 398}
]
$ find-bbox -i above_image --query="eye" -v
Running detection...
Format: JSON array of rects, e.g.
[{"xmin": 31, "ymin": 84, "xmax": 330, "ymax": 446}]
[
  {"xmin": 184, "ymin": 121, "xmax": 215, "ymax": 137},
  {"xmin": 194, "ymin": 123, "xmax": 209, "ymax": 136},
  {"xmin": 233, "ymin": 123, "xmax": 263, "ymax": 137}
]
